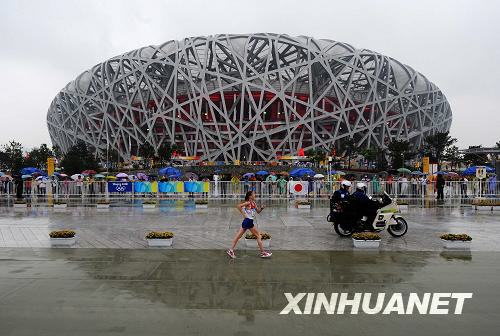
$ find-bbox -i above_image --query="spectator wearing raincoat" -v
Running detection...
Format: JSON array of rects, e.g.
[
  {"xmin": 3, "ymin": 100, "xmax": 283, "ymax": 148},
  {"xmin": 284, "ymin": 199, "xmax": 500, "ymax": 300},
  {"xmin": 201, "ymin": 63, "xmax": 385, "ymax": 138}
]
[{"xmin": 372, "ymin": 175, "xmax": 380, "ymax": 194}]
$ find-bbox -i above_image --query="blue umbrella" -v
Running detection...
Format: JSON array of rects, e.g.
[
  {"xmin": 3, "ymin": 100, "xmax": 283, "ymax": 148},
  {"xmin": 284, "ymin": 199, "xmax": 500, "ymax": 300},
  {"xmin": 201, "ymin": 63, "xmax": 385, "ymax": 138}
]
[
  {"xmin": 462, "ymin": 166, "xmax": 495, "ymax": 175},
  {"xmin": 255, "ymin": 170, "xmax": 269, "ymax": 176},
  {"xmin": 434, "ymin": 171, "xmax": 446, "ymax": 175},
  {"xmin": 21, "ymin": 174, "xmax": 32, "ymax": 179},
  {"xmin": 158, "ymin": 167, "xmax": 181, "ymax": 177},
  {"xmin": 0, "ymin": 172, "xmax": 4, "ymax": 177},
  {"xmin": 20, "ymin": 167, "xmax": 47, "ymax": 176},
  {"xmin": 290, "ymin": 168, "xmax": 315, "ymax": 177}
]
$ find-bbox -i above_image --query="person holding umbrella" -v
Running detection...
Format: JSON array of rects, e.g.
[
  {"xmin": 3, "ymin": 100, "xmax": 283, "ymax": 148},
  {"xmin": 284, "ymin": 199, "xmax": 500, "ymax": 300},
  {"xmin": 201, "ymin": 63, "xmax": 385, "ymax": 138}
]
[{"xmin": 436, "ymin": 173, "xmax": 445, "ymax": 200}]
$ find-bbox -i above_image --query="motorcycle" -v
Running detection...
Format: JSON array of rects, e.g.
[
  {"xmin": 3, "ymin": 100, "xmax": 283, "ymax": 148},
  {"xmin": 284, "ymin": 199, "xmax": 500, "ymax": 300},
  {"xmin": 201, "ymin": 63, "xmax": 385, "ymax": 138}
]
[{"xmin": 327, "ymin": 192, "xmax": 408, "ymax": 237}]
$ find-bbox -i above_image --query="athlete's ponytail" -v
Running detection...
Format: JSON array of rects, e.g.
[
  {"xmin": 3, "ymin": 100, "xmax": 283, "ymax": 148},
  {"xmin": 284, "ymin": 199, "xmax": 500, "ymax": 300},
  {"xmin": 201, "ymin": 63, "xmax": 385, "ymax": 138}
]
[{"xmin": 244, "ymin": 190, "xmax": 254, "ymax": 201}]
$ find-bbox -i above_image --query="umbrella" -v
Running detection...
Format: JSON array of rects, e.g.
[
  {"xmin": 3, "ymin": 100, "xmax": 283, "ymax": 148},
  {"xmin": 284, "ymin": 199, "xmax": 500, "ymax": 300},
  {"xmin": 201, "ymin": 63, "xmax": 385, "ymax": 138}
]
[
  {"xmin": 137, "ymin": 172, "xmax": 149, "ymax": 180},
  {"xmin": 94, "ymin": 174, "xmax": 105, "ymax": 179},
  {"xmin": 242, "ymin": 173, "xmax": 255, "ymax": 179},
  {"xmin": 434, "ymin": 171, "xmax": 446, "ymax": 175},
  {"xmin": 20, "ymin": 167, "xmax": 47, "ymax": 176},
  {"xmin": 59, "ymin": 173, "xmax": 68, "ymax": 177},
  {"xmin": 128, "ymin": 175, "xmax": 137, "ymax": 181},
  {"xmin": 36, "ymin": 176, "xmax": 48, "ymax": 181},
  {"xmin": 0, "ymin": 175, "xmax": 12, "ymax": 181},
  {"xmin": 184, "ymin": 172, "xmax": 199, "ymax": 180},
  {"xmin": 462, "ymin": 166, "xmax": 495, "ymax": 175},
  {"xmin": 314, "ymin": 173, "xmax": 325, "ymax": 179},
  {"xmin": 0, "ymin": 172, "xmax": 4, "ymax": 177},
  {"xmin": 447, "ymin": 172, "xmax": 458, "ymax": 176},
  {"xmin": 71, "ymin": 174, "xmax": 82, "ymax": 180},
  {"xmin": 290, "ymin": 168, "xmax": 315, "ymax": 177},
  {"xmin": 22, "ymin": 174, "xmax": 32, "ymax": 179},
  {"xmin": 106, "ymin": 176, "xmax": 117, "ymax": 180},
  {"xmin": 411, "ymin": 171, "xmax": 422, "ymax": 175},
  {"xmin": 255, "ymin": 170, "xmax": 269, "ymax": 176},
  {"xmin": 278, "ymin": 171, "xmax": 289, "ymax": 176},
  {"xmin": 336, "ymin": 171, "xmax": 346, "ymax": 176},
  {"xmin": 81, "ymin": 170, "xmax": 97, "ymax": 175},
  {"xmin": 158, "ymin": 167, "xmax": 181, "ymax": 177},
  {"xmin": 378, "ymin": 171, "xmax": 388, "ymax": 175},
  {"xmin": 397, "ymin": 168, "xmax": 412, "ymax": 174},
  {"xmin": 116, "ymin": 173, "xmax": 128, "ymax": 178}
]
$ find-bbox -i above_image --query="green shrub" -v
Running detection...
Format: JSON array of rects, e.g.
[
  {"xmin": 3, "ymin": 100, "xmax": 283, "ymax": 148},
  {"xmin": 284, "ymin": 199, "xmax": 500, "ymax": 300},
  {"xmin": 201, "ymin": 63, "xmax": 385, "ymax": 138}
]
[
  {"xmin": 440, "ymin": 234, "xmax": 472, "ymax": 241},
  {"xmin": 195, "ymin": 200, "xmax": 208, "ymax": 204},
  {"xmin": 143, "ymin": 200, "xmax": 157, "ymax": 205},
  {"xmin": 472, "ymin": 199, "xmax": 500, "ymax": 206},
  {"xmin": 49, "ymin": 230, "xmax": 76, "ymax": 238},
  {"xmin": 146, "ymin": 231, "xmax": 174, "ymax": 239},
  {"xmin": 352, "ymin": 232, "xmax": 381, "ymax": 241}
]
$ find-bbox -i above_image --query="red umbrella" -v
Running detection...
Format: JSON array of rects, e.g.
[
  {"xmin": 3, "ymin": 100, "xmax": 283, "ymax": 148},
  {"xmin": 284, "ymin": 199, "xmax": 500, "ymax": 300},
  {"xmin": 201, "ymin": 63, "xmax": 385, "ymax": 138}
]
[{"xmin": 82, "ymin": 170, "xmax": 97, "ymax": 175}]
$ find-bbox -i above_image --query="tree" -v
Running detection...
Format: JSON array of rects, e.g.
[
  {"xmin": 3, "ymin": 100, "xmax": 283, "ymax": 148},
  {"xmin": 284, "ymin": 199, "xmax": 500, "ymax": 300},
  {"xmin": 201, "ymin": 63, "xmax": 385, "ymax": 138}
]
[
  {"xmin": 25, "ymin": 144, "xmax": 53, "ymax": 169},
  {"xmin": 1, "ymin": 140, "xmax": 24, "ymax": 173},
  {"xmin": 60, "ymin": 141, "xmax": 99, "ymax": 175},
  {"xmin": 463, "ymin": 145, "xmax": 489, "ymax": 166},
  {"xmin": 340, "ymin": 138, "xmax": 359, "ymax": 169},
  {"xmin": 157, "ymin": 143, "xmax": 177, "ymax": 164},
  {"xmin": 387, "ymin": 139, "xmax": 414, "ymax": 169},
  {"xmin": 422, "ymin": 132, "xmax": 457, "ymax": 170},
  {"xmin": 443, "ymin": 145, "xmax": 462, "ymax": 170},
  {"xmin": 305, "ymin": 149, "xmax": 327, "ymax": 167},
  {"xmin": 361, "ymin": 148, "xmax": 378, "ymax": 170},
  {"xmin": 139, "ymin": 142, "xmax": 155, "ymax": 160}
]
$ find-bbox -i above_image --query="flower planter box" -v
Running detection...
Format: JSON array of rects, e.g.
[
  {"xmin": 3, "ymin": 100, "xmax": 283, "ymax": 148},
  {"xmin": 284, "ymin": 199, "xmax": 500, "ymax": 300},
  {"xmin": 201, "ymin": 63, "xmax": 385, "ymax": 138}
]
[
  {"xmin": 195, "ymin": 204, "xmax": 208, "ymax": 209},
  {"xmin": 475, "ymin": 205, "xmax": 492, "ymax": 211},
  {"xmin": 13, "ymin": 203, "xmax": 27, "ymax": 208},
  {"xmin": 142, "ymin": 204, "xmax": 156, "ymax": 209},
  {"xmin": 147, "ymin": 238, "xmax": 173, "ymax": 247},
  {"xmin": 297, "ymin": 204, "xmax": 311, "ymax": 209},
  {"xmin": 245, "ymin": 238, "xmax": 271, "ymax": 248},
  {"xmin": 50, "ymin": 237, "xmax": 76, "ymax": 247},
  {"xmin": 441, "ymin": 239, "xmax": 471, "ymax": 250},
  {"xmin": 54, "ymin": 204, "xmax": 68, "ymax": 209},
  {"xmin": 352, "ymin": 239, "xmax": 381, "ymax": 249},
  {"xmin": 96, "ymin": 204, "xmax": 110, "ymax": 209}
]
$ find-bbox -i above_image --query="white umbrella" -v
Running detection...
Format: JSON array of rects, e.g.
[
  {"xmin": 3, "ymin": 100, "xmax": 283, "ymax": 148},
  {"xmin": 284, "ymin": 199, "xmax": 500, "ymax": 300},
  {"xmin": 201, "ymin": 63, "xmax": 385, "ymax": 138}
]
[
  {"xmin": 116, "ymin": 173, "xmax": 128, "ymax": 178},
  {"xmin": 71, "ymin": 174, "xmax": 82, "ymax": 180},
  {"xmin": 314, "ymin": 173, "xmax": 325, "ymax": 179},
  {"xmin": 128, "ymin": 175, "xmax": 137, "ymax": 181}
]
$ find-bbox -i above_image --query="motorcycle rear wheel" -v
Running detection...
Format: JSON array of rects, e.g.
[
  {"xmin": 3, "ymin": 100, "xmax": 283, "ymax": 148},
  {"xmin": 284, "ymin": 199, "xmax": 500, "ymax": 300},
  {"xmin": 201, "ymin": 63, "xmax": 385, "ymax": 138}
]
[
  {"xmin": 387, "ymin": 217, "xmax": 408, "ymax": 237},
  {"xmin": 333, "ymin": 222, "xmax": 354, "ymax": 237}
]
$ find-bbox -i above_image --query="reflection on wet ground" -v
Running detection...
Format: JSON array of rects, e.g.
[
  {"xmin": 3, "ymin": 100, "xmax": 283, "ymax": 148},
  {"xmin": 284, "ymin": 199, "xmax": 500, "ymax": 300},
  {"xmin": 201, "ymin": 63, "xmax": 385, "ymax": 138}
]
[{"xmin": 0, "ymin": 249, "xmax": 499, "ymax": 335}]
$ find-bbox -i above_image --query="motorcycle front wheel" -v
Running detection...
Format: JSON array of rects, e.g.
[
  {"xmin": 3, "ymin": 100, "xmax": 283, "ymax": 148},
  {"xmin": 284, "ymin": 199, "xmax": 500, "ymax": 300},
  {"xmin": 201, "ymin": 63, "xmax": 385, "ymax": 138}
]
[
  {"xmin": 333, "ymin": 222, "xmax": 354, "ymax": 237},
  {"xmin": 387, "ymin": 217, "xmax": 408, "ymax": 237}
]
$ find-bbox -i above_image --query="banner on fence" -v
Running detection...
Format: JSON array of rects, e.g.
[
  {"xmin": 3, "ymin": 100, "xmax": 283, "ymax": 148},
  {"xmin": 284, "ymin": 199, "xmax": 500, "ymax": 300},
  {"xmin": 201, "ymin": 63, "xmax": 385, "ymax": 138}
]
[
  {"xmin": 108, "ymin": 182, "xmax": 133, "ymax": 192},
  {"xmin": 158, "ymin": 181, "xmax": 184, "ymax": 193},
  {"xmin": 289, "ymin": 181, "xmax": 308, "ymax": 195},
  {"xmin": 184, "ymin": 181, "xmax": 209, "ymax": 193}
]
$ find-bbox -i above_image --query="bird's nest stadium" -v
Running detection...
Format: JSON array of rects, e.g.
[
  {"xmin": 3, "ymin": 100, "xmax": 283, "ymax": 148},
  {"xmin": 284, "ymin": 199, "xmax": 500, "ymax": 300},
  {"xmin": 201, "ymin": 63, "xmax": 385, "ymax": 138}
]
[{"xmin": 47, "ymin": 33, "xmax": 452, "ymax": 162}]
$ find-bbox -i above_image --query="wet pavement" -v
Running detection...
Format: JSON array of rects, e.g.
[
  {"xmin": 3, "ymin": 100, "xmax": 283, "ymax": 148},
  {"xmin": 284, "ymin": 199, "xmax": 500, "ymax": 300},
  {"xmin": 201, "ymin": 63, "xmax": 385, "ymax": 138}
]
[
  {"xmin": 0, "ymin": 248, "xmax": 499, "ymax": 336},
  {"xmin": 0, "ymin": 201, "xmax": 498, "ymax": 250}
]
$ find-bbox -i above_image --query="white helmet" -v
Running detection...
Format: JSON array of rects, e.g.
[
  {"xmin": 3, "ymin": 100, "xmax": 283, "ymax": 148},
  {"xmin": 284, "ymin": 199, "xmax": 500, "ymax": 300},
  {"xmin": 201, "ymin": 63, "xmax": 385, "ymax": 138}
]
[
  {"xmin": 341, "ymin": 180, "xmax": 351, "ymax": 187},
  {"xmin": 356, "ymin": 182, "xmax": 367, "ymax": 190}
]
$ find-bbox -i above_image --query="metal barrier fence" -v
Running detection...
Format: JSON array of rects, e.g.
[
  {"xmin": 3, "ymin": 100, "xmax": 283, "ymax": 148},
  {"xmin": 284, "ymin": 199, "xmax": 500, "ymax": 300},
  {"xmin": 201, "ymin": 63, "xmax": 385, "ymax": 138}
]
[{"xmin": 0, "ymin": 180, "xmax": 499, "ymax": 199}]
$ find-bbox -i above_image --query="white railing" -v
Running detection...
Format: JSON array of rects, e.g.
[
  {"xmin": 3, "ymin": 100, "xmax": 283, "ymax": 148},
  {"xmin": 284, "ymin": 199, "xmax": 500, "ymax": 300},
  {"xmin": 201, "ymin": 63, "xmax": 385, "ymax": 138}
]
[{"xmin": 0, "ymin": 180, "xmax": 498, "ymax": 199}]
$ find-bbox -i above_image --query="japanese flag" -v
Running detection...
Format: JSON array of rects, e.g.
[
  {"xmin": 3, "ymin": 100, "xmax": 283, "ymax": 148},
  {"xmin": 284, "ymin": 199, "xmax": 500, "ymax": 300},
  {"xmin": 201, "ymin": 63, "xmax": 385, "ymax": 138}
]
[{"xmin": 289, "ymin": 181, "xmax": 308, "ymax": 195}]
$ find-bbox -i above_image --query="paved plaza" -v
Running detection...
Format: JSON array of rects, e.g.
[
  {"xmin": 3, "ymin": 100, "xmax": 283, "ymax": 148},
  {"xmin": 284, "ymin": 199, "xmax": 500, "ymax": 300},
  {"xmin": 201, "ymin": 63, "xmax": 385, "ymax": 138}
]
[{"xmin": 0, "ymin": 200, "xmax": 498, "ymax": 251}]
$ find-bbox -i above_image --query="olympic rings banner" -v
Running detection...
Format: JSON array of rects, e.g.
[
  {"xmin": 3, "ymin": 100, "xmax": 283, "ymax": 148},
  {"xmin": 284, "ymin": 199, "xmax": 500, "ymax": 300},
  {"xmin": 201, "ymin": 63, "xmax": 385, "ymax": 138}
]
[{"xmin": 108, "ymin": 182, "xmax": 133, "ymax": 193}]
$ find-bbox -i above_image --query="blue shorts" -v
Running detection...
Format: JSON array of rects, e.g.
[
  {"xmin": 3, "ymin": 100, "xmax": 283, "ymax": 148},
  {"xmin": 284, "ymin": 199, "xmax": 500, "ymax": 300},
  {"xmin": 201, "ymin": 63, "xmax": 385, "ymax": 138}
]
[{"xmin": 242, "ymin": 218, "xmax": 254, "ymax": 230}]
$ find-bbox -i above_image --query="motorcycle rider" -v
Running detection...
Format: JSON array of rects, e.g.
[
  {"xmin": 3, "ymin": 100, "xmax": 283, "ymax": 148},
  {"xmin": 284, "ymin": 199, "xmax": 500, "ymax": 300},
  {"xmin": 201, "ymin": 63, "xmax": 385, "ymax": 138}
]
[
  {"xmin": 332, "ymin": 180, "xmax": 351, "ymax": 206},
  {"xmin": 350, "ymin": 182, "xmax": 379, "ymax": 226}
]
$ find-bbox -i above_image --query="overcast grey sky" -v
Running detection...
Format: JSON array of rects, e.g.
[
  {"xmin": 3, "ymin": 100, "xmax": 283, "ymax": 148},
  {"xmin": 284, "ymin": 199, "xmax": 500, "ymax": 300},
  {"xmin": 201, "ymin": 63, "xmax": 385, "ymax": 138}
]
[{"xmin": 0, "ymin": 0, "xmax": 498, "ymax": 150}]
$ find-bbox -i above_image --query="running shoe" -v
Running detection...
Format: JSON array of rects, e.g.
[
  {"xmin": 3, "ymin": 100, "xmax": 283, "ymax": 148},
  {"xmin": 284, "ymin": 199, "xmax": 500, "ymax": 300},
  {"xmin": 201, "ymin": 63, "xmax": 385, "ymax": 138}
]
[
  {"xmin": 260, "ymin": 251, "xmax": 272, "ymax": 258},
  {"xmin": 226, "ymin": 249, "xmax": 236, "ymax": 259}
]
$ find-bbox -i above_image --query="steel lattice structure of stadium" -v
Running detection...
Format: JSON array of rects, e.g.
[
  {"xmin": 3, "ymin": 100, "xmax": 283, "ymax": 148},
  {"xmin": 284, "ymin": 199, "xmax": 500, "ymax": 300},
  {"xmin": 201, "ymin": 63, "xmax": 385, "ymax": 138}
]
[{"xmin": 47, "ymin": 33, "xmax": 452, "ymax": 162}]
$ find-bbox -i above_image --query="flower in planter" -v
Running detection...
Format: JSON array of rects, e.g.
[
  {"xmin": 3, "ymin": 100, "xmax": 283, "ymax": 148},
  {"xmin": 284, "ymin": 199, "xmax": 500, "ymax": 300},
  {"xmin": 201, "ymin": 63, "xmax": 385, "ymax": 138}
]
[
  {"xmin": 245, "ymin": 232, "xmax": 271, "ymax": 240},
  {"xmin": 440, "ymin": 234, "xmax": 472, "ymax": 241},
  {"xmin": 472, "ymin": 199, "xmax": 499, "ymax": 206},
  {"xmin": 143, "ymin": 200, "xmax": 157, "ymax": 205},
  {"xmin": 14, "ymin": 200, "xmax": 27, "ymax": 204},
  {"xmin": 49, "ymin": 230, "xmax": 76, "ymax": 238},
  {"xmin": 295, "ymin": 200, "xmax": 311, "ymax": 205},
  {"xmin": 195, "ymin": 200, "xmax": 208, "ymax": 205},
  {"xmin": 396, "ymin": 200, "xmax": 409, "ymax": 206},
  {"xmin": 97, "ymin": 200, "xmax": 110, "ymax": 204},
  {"xmin": 145, "ymin": 231, "xmax": 174, "ymax": 239},
  {"xmin": 352, "ymin": 232, "xmax": 381, "ymax": 241}
]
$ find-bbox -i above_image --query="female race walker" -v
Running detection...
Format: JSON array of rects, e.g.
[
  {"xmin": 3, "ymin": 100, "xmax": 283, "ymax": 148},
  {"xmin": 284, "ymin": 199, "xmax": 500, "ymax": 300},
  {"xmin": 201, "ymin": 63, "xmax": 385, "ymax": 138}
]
[{"xmin": 227, "ymin": 191, "xmax": 272, "ymax": 258}]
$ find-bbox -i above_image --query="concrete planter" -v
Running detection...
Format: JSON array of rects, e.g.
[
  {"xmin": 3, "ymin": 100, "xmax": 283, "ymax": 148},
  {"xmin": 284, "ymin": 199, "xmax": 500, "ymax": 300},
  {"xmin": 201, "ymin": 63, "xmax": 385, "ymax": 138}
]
[
  {"xmin": 147, "ymin": 238, "xmax": 173, "ymax": 247},
  {"xmin": 50, "ymin": 237, "xmax": 76, "ymax": 247},
  {"xmin": 475, "ymin": 205, "xmax": 492, "ymax": 211},
  {"xmin": 195, "ymin": 204, "xmax": 208, "ymax": 209},
  {"xmin": 96, "ymin": 203, "xmax": 110, "ymax": 209},
  {"xmin": 441, "ymin": 239, "xmax": 471, "ymax": 250},
  {"xmin": 54, "ymin": 204, "xmax": 68, "ymax": 209},
  {"xmin": 297, "ymin": 204, "xmax": 311, "ymax": 209},
  {"xmin": 13, "ymin": 203, "xmax": 27, "ymax": 208},
  {"xmin": 398, "ymin": 205, "xmax": 409, "ymax": 211},
  {"xmin": 352, "ymin": 239, "xmax": 381, "ymax": 249},
  {"xmin": 245, "ymin": 238, "xmax": 271, "ymax": 248},
  {"xmin": 142, "ymin": 204, "xmax": 156, "ymax": 209}
]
